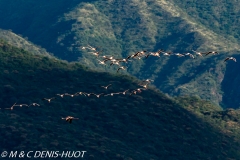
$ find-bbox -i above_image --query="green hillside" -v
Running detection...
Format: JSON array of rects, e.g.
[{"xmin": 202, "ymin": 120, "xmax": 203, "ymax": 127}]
[
  {"xmin": 1, "ymin": 40, "xmax": 240, "ymax": 159},
  {"xmin": 0, "ymin": 0, "xmax": 240, "ymax": 107},
  {"xmin": 0, "ymin": 29, "xmax": 51, "ymax": 56},
  {"xmin": 175, "ymin": 96, "xmax": 240, "ymax": 138},
  {"xmin": 171, "ymin": 0, "xmax": 240, "ymax": 41}
]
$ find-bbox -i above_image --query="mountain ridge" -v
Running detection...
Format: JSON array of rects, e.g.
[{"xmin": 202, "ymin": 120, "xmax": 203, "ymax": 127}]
[
  {"xmin": 0, "ymin": 29, "xmax": 51, "ymax": 56},
  {"xmin": 0, "ymin": 0, "xmax": 240, "ymax": 107}
]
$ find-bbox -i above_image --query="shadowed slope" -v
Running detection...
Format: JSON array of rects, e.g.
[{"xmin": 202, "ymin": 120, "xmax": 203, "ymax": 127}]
[{"xmin": 0, "ymin": 40, "xmax": 240, "ymax": 159}]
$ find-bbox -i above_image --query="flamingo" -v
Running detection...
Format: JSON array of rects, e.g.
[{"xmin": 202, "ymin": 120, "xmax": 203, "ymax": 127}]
[
  {"xmin": 117, "ymin": 66, "xmax": 127, "ymax": 73},
  {"xmin": 224, "ymin": 57, "xmax": 237, "ymax": 62},
  {"xmin": 42, "ymin": 97, "xmax": 55, "ymax": 103},
  {"xmin": 28, "ymin": 103, "xmax": 40, "ymax": 107},
  {"xmin": 62, "ymin": 116, "xmax": 79, "ymax": 123},
  {"xmin": 101, "ymin": 84, "xmax": 112, "ymax": 89}
]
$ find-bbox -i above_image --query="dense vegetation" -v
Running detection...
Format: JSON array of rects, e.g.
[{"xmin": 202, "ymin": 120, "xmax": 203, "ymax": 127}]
[
  {"xmin": 0, "ymin": 0, "xmax": 240, "ymax": 107},
  {"xmin": 0, "ymin": 29, "xmax": 51, "ymax": 56},
  {"xmin": 171, "ymin": 0, "xmax": 240, "ymax": 41},
  {"xmin": 1, "ymin": 40, "xmax": 240, "ymax": 159},
  {"xmin": 176, "ymin": 96, "xmax": 240, "ymax": 138}
]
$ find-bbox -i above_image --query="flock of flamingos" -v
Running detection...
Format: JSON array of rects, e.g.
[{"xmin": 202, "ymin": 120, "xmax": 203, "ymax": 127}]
[
  {"xmin": 1, "ymin": 44, "xmax": 237, "ymax": 123},
  {"xmin": 81, "ymin": 45, "xmax": 237, "ymax": 73}
]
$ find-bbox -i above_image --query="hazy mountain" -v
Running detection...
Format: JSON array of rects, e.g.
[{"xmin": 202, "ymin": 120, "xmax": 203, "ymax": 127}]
[
  {"xmin": 0, "ymin": 0, "xmax": 240, "ymax": 107},
  {"xmin": 1, "ymin": 40, "xmax": 240, "ymax": 159}
]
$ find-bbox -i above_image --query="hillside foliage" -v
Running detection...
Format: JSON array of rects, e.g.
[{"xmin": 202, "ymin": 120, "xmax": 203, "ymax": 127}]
[
  {"xmin": 0, "ymin": 40, "xmax": 240, "ymax": 159},
  {"xmin": 0, "ymin": 1, "xmax": 240, "ymax": 107}
]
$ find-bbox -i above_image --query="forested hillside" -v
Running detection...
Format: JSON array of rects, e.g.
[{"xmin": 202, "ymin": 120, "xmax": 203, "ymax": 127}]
[
  {"xmin": 0, "ymin": 0, "xmax": 240, "ymax": 107},
  {"xmin": 0, "ymin": 29, "xmax": 50, "ymax": 56},
  {"xmin": 1, "ymin": 40, "xmax": 240, "ymax": 159}
]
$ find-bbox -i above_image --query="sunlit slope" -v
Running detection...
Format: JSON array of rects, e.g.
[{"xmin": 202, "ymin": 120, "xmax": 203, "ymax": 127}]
[
  {"xmin": 176, "ymin": 96, "xmax": 240, "ymax": 140},
  {"xmin": 1, "ymin": 0, "xmax": 240, "ymax": 107},
  {"xmin": 171, "ymin": 0, "xmax": 240, "ymax": 43},
  {"xmin": 0, "ymin": 29, "xmax": 50, "ymax": 55},
  {"xmin": 0, "ymin": 0, "xmax": 239, "ymax": 61}
]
